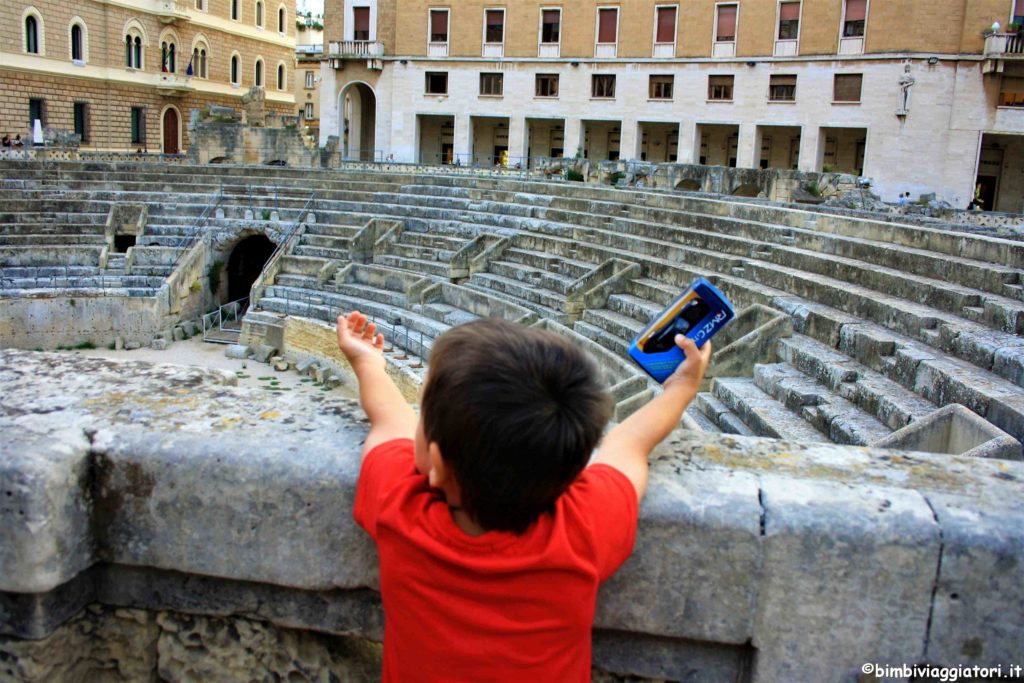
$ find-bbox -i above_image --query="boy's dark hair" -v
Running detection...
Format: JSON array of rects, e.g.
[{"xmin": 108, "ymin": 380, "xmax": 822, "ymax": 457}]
[{"xmin": 421, "ymin": 319, "xmax": 612, "ymax": 533}]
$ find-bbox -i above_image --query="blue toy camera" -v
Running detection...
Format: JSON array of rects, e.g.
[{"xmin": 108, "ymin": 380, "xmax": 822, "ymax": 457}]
[{"xmin": 627, "ymin": 277, "xmax": 735, "ymax": 383}]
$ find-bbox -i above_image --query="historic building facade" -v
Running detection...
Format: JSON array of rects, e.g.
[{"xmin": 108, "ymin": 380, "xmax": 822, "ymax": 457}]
[
  {"xmin": 2, "ymin": 0, "xmax": 297, "ymax": 154},
  {"xmin": 320, "ymin": 0, "xmax": 1024, "ymax": 211}
]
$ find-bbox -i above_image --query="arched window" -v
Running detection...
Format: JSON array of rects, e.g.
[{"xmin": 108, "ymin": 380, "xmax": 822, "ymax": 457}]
[
  {"xmin": 278, "ymin": 6, "xmax": 285, "ymax": 32},
  {"xmin": 231, "ymin": 0, "xmax": 239, "ymax": 20},
  {"xmin": 255, "ymin": 1, "xmax": 264, "ymax": 27},
  {"xmin": 161, "ymin": 41, "xmax": 176, "ymax": 72},
  {"xmin": 276, "ymin": 63, "xmax": 284, "ymax": 90},
  {"xmin": 124, "ymin": 23, "xmax": 145, "ymax": 69},
  {"xmin": 192, "ymin": 45, "xmax": 208, "ymax": 78},
  {"xmin": 230, "ymin": 54, "xmax": 239, "ymax": 85},
  {"xmin": 71, "ymin": 23, "xmax": 83, "ymax": 61},
  {"xmin": 255, "ymin": 58, "xmax": 263, "ymax": 87},
  {"xmin": 25, "ymin": 15, "xmax": 39, "ymax": 54}
]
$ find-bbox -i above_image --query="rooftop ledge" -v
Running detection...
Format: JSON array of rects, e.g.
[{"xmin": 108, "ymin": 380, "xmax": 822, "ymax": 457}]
[{"xmin": 0, "ymin": 349, "xmax": 1022, "ymax": 681}]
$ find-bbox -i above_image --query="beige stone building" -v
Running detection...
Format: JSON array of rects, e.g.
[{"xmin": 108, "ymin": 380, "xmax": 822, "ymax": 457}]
[
  {"xmin": 2, "ymin": 0, "xmax": 297, "ymax": 154},
  {"xmin": 320, "ymin": 0, "xmax": 1024, "ymax": 211},
  {"xmin": 295, "ymin": 22, "xmax": 323, "ymax": 140}
]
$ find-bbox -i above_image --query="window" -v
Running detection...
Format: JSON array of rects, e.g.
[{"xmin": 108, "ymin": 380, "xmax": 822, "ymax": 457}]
[
  {"xmin": 125, "ymin": 32, "xmax": 143, "ymax": 69},
  {"xmin": 485, "ymin": 9, "xmax": 504, "ymax": 44},
  {"xmin": 833, "ymin": 73, "xmax": 863, "ymax": 102},
  {"xmin": 25, "ymin": 15, "xmax": 39, "ymax": 54},
  {"xmin": 480, "ymin": 72, "xmax": 503, "ymax": 96},
  {"xmin": 277, "ymin": 64, "xmax": 285, "ymax": 90},
  {"xmin": 353, "ymin": 7, "xmax": 370, "ymax": 40},
  {"xmin": 1015, "ymin": 0, "xmax": 1024, "ymax": 25},
  {"xmin": 769, "ymin": 74, "xmax": 796, "ymax": 101},
  {"xmin": 231, "ymin": 54, "xmax": 240, "ymax": 84},
  {"xmin": 255, "ymin": 59, "xmax": 264, "ymax": 86},
  {"xmin": 999, "ymin": 65, "xmax": 1024, "ymax": 107},
  {"xmin": 278, "ymin": 7, "xmax": 285, "ymax": 32},
  {"xmin": 231, "ymin": 0, "xmax": 239, "ymax": 20},
  {"xmin": 131, "ymin": 107, "xmax": 145, "ymax": 145},
  {"xmin": 655, "ymin": 6, "xmax": 677, "ymax": 44},
  {"xmin": 708, "ymin": 75, "xmax": 734, "ymax": 100},
  {"xmin": 425, "ymin": 71, "xmax": 448, "ymax": 94},
  {"xmin": 305, "ymin": 71, "xmax": 315, "ymax": 88},
  {"xmin": 161, "ymin": 41, "xmax": 176, "ymax": 72},
  {"xmin": 28, "ymin": 99, "xmax": 46, "ymax": 129},
  {"xmin": 430, "ymin": 9, "xmax": 448, "ymax": 43},
  {"xmin": 536, "ymin": 73, "xmax": 559, "ymax": 97},
  {"xmin": 74, "ymin": 103, "xmax": 88, "ymax": 143},
  {"xmin": 650, "ymin": 75, "xmax": 674, "ymax": 99},
  {"xmin": 843, "ymin": 0, "xmax": 866, "ymax": 37},
  {"xmin": 778, "ymin": 2, "xmax": 800, "ymax": 39},
  {"xmin": 541, "ymin": 9, "xmax": 560, "ymax": 43},
  {"xmin": 71, "ymin": 23, "xmax": 84, "ymax": 62},
  {"xmin": 305, "ymin": 103, "xmax": 314, "ymax": 119},
  {"xmin": 256, "ymin": 1, "xmax": 264, "ymax": 27},
  {"xmin": 716, "ymin": 4, "xmax": 737, "ymax": 41},
  {"xmin": 191, "ymin": 45, "xmax": 208, "ymax": 78},
  {"xmin": 592, "ymin": 74, "xmax": 616, "ymax": 98},
  {"xmin": 597, "ymin": 8, "xmax": 618, "ymax": 44}
]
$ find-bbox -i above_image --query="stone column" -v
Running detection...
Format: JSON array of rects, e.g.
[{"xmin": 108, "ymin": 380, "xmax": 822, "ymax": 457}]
[
  {"xmin": 454, "ymin": 113, "xmax": 471, "ymax": 165},
  {"xmin": 507, "ymin": 115, "xmax": 527, "ymax": 165},
  {"xmin": 736, "ymin": 122, "xmax": 757, "ymax": 169},
  {"xmin": 318, "ymin": 65, "xmax": 338, "ymax": 149},
  {"xmin": 563, "ymin": 118, "xmax": 584, "ymax": 159},
  {"xmin": 798, "ymin": 125, "xmax": 822, "ymax": 172},
  {"xmin": 619, "ymin": 118, "xmax": 639, "ymax": 162},
  {"xmin": 677, "ymin": 120, "xmax": 697, "ymax": 164}
]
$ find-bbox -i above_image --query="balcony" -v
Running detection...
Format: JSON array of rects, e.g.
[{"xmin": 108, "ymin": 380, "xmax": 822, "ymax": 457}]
[
  {"xmin": 328, "ymin": 40, "xmax": 384, "ymax": 70},
  {"xmin": 983, "ymin": 32, "xmax": 1024, "ymax": 73},
  {"xmin": 156, "ymin": 0, "xmax": 190, "ymax": 24},
  {"xmin": 156, "ymin": 73, "xmax": 194, "ymax": 97}
]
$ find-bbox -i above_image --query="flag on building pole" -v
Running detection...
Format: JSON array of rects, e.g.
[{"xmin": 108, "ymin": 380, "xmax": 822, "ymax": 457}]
[{"xmin": 186, "ymin": 52, "xmax": 194, "ymax": 77}]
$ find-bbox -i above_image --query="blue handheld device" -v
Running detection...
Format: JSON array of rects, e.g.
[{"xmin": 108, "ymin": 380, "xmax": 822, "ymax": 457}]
[{"xmin": 627, "ymin": 277, "xmax": 735, "ymax": 383}]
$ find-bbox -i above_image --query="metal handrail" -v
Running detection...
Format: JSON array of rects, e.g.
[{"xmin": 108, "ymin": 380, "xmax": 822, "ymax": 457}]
[
  {"xmin": 202, "ymin": 296, "xmax": 248, "ymax": 340},
  {"xmin": 247, "ymin": 191, "xmax": 317, "ymax": 308},
  {"xmin": 169, "ymin": 187, "xmax": 224, "ymax": 269}
]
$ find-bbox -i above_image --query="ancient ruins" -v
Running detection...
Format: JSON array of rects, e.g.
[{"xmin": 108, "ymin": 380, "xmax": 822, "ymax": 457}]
[{"xmin": 1, "ymin": 158, "xmax": 1023, "ymax": 681}]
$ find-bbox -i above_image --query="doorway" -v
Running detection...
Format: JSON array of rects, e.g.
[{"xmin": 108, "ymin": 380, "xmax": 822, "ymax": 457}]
[
  {"xmin": 162, "ymin": 108, "xmax": 180, "ymax": 154},
  {"xmin": 227, "ymin": 235, "xmax": 276, "ymax": 303}
]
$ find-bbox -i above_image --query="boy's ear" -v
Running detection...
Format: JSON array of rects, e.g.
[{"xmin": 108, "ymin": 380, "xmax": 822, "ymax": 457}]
[{"xmin": 427, "ymin": 441, "xmax": 447, "ymax": 488}]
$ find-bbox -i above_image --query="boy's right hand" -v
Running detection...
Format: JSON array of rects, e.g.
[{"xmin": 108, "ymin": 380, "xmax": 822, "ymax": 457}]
[
  {"xmin": 663, "ymin": 335, "xmax": 712, "ymax": 395},
  {"xmin": 337, "ymin": 311, "xmax": 386, "ymax": 371}
]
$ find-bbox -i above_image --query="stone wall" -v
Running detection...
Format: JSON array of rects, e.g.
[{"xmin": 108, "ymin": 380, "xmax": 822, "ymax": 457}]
[
  {"xmin": 0, "ymin": 293, "xmax": 172, "ymax": 349},
  {"xmin": 2, "ymin": 349, "xmax": 1022, "ymax": 682}
]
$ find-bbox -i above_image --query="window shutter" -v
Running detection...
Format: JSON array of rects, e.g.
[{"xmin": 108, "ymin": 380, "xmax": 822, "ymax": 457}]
[
  {"xmin": 834, "ymin": 74, "xmax": 863, "ymax": 101},
  {"xmin": 598, "ymin": 9, "xmax": 617, "ymax": 43},
  {"xmin": 709, "ymin": 75, "xmax": 732, "ymax": 87},
  {"xmin": 717, "ymin": 5, "xmax": 737, "ymax": 40},
  {"xmin": 780, "ymin": 2, "xmax": 800, "ymax": 21},
  {"xmin": 140, "ymin": 110, "xmax": 147, "ymax": 143},
  {"xmin": 354, "ymin": 7, "xmax": 370, "ymax": 34},
  {"xmin": 82, "ymin": 103, "xmax": 90, "ymax": 143},
  {"xmin": 486, "ymin": 10, "xmax": 502, "ymax": 26},
  {"xmin": 772, "ymin": 75, "xmax": 797, "ymax": 86},
  {"xmin": 845, "ymin": 0, "xmax": 866, "ymax": 22},
  {"xmin": 543, "ymin": 9, "xmax": 559, "ymax": 24},
  {"xmin": 431, "ymin": 10, "xmax": 447, "ymax": 39},
  {"xmin": 656, "ymin": 6, "xmax": 676, "ymax": 43}
]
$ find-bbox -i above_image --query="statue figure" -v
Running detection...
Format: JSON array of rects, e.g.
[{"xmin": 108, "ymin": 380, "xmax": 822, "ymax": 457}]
[{"xmin": 897, "ymin": 64, "xmax": 916, "ymax": 116}]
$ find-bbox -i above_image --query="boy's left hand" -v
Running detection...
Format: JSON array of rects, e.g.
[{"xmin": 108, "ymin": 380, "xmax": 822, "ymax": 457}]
[{"xmin": 337, "ymin": 311, "xmax": 385, "ymax": 371}]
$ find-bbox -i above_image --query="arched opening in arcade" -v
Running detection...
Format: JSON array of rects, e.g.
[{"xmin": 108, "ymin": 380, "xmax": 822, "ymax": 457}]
[
  {"xmin": 340, "ymin": 82, "xmax": 377, "ymax": 161},
  {"xmin": 226, "ymin": 234, "xmax": 276, "ymax": 305}
]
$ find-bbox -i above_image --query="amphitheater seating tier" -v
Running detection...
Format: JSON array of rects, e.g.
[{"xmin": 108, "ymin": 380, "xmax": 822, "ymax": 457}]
[{"xmin": 2, "ymin": 159, "xmax": 1022, "ymax": 450}]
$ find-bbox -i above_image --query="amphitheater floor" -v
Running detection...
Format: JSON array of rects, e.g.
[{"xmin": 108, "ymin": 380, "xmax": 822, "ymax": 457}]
[{"xmin": 76, "ymin": 337, "xmax": 361, "ymax": 400}]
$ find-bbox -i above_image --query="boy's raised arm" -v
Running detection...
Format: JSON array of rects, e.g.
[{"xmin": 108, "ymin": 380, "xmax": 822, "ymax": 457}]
[
  {"xmin": 592, "ymin": 335, "xmax": 711, "ymax": 501},
  {"xmin": 337, "ymin": 312, "xmax": 418, "ymax": 459}
]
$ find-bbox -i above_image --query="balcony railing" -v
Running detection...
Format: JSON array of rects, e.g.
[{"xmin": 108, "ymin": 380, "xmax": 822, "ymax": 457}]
[
  {"xmin": 984, "ymin": 32, "xmax": 1024, "ymax": 58},
  {"xmin": 327, "ymin": 40, "xmax": 384, "ymax": 58},
  {"xmin": 157, "ymin": 73, "xmax": 194, "ymax": 96}
]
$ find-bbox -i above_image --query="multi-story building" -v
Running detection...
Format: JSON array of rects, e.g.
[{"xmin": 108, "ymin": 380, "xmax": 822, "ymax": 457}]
[
  {"xmin": 295, "ymin": 20, "xmax": 324, "ymax": 140},
  {"xmin": 320, "ymin": 0, "xmax": 1024, "ymax": 211},
  {"xmin": 2, "ymin": 0, "xmax": 297, "ymax": 154}
]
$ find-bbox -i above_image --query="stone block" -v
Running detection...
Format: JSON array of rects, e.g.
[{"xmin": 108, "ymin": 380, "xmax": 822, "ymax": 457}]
[
  {"xmin": 125, "ymin": 341, "xmax": 141, "ymax": 351},
  {"xmin": 752, "ymin": 477, "xmax": 940, "ymax": 683},
  {"xmin": 225, "ymin": 345, "xmax": 253, "ymax": 360},
  {"xmin": 274, "ymin": 361, "xmax": 289, "ymax": 372},
  {"xmin": 150, "ymin": 339, "xmax": 168, "ymax": 351},
  {"xmin": 252, "ymin": 344, "xmax": 277, "ymax": 363},
  {"xmin": 172, "ymin": 327, "xmax": 185, "ymax": 342},
  {"xmin": 873, "ymin": 404, "xmax": 1022, "ymax": 460},
  {"xmin": 114, "ymin": 336, "xmax": 125, "ymax": 351},
  {"xmin": 295, "ymin": 358, "xmax": 317, "ymax": 375}
]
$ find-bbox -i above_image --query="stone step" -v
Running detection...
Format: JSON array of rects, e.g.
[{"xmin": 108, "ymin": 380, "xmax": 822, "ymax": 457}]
[
  {"xmin": 713, "ymin": 377, "xmax": 826, "ymax": 443},
  {"xmin": 580, "ymin": 308, "xmax": 642, "ymax": 346},
  {"xmin": 752, "ymin": 363, "xmax": 891, "ymax": 446},
  {"xmin": 500, "ymin": 247, "xmax": 594, "ymax": 280},
  {"xmin": 415, "ymin": 302, "xmax": 480, "ymax": 327},
  {"xmin": 374, "ymin": 254, "xmax": 451, "ymax": 278},
  {"xmin": 388, "ymin": 242, "xmax": 457, "ymax": 262},
  {"xmin": 693, "ymin": 392, "xmax": 755, "ymax": 437},
  {"xmin": 573, "ymin": 318, "xmax": 630, "ymax": 356},
  {"xmin": 605, "ymin": 293, "xmax": 662, "ymax": 325},
  {"xmin": 487, "ymin": 260, "xmax": 574, "ymax": 295},
  {"xmin": 686, "ymin": 404, "xmax": 724, "ymax": 434},
  {"xmin": 462, "ymin": 280, "xmax": 566, "ymax": 323},
  {"xmin": 293, "ymin": 244, "xmax": 350, "ymax": 261},
  {"xmin": 777, "ymin": 334, "xmax": 936, "ymax": 431}
]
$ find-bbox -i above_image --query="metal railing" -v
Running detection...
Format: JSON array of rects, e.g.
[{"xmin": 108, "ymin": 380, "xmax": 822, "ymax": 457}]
[
  {"xmin": 202, "ymin": 296, "xmax": 248, "ymax": 341},
  {"xmin": 168, "ymin": 187, "xmax": 224, "ymax": 268},
  {"xmin": 248, "ymin": 191, "xmax": 317, "ymax": 307}
]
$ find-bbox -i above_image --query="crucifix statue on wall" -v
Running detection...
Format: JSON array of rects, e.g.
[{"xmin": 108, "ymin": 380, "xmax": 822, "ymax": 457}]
[{"xmin": 897, "ymin": 64, "xmax": 916, "ymax": 117}]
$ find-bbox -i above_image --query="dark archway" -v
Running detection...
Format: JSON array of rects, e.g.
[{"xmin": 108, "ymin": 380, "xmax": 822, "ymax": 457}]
[
  {"xmin": 227, "ymin": 234, "xmax": 276, "ymax": 303},
  {"xmin": 340, "ymin": 82, "xmax": 377, "ymax": 161},
  {"xmin": 675, "ymin": 179, "xmax": 702, "ymax": 192},
  {"xmin": 731, "ymin": 183, "xmax": 761, "ymax": 198}
]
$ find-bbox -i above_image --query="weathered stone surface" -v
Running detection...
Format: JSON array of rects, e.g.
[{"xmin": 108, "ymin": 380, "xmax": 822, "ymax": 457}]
[
  {"xmin": 224, "ymin": 344, "xmax": 252, "ymax": 360},
  {"xmin": 251, "ymin": 344, "xmax": 276, "ymax": 363},
  {"xmin": 150, "ymin": 339, "xmax": 167, "ymax": 351}
]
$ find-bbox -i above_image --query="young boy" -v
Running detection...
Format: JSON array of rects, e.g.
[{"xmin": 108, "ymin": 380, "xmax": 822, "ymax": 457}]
[{"xmin": 336, "ymin": 311, "xmax": 711, "ymax": 682}]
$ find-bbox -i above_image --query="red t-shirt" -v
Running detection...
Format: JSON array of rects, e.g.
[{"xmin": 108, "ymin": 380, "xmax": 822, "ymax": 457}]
[{"xmin": 354, "ymin": 439, "xmax": 638, "ymax": 683}]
